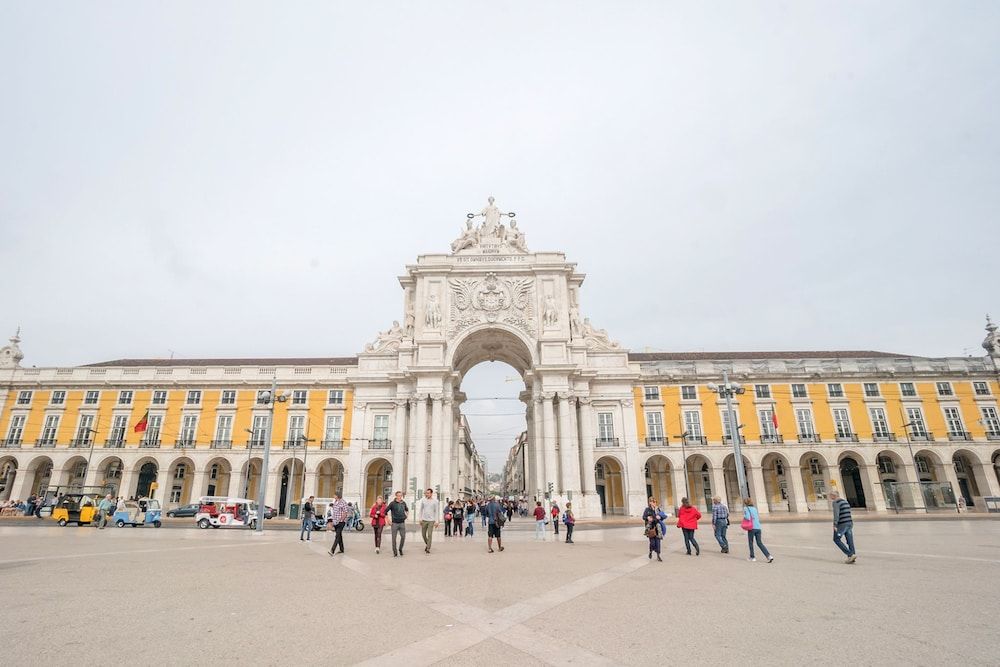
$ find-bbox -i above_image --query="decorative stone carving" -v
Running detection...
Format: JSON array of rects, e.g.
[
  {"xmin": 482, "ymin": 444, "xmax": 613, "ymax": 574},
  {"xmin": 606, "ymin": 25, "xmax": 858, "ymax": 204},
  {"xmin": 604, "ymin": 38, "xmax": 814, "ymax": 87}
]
[
  {"xmin": 425, "ymin": 294, "xmax": 443, "ymax": 329},
  {"xmin": 448, "ymin": 273, "xmax": 535, "ymax": 336},
  {"xmin": 580, "ymin": 318, "xmax": 620, "ymax": 351},
  {"xmin": 984, "ymin": 315, "xmax": 1000, "ymax": 364},
  {"xmin": 450, "ymin": 197, "xmax": 529, "ymax": 255},
  {"xmin": 365, "ymin": 321, "xmax": 405, "ymax": 353},
  {"xmin": 542, "ymin": 295, "xmax": 559, "ymax": 327},
  {"xmin": 0, "ymin": 329, "xmax": 23, "ymax": 369}
]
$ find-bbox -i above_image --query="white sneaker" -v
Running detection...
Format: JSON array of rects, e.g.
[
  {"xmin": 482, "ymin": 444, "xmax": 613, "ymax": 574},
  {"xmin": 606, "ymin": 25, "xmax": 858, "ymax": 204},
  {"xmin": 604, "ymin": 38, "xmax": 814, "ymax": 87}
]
[
  {"xmin": 766, "ymin": 556, "xmax": 774, "ymax": 563},
  {"xmin": 375, "ymin": 548, "xmax": 380, "ymax": 554},
  {"xmin": 748, "ymin": 557, "xmax": 756, "ymax": 562}
]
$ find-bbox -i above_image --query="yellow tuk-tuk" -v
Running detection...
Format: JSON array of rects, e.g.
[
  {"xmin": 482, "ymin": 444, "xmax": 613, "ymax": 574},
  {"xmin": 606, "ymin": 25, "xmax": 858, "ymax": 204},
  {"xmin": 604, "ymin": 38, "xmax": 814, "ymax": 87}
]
[{"xmin": 51, "ymin": 493, "xmax": 99, "ymax": 526}]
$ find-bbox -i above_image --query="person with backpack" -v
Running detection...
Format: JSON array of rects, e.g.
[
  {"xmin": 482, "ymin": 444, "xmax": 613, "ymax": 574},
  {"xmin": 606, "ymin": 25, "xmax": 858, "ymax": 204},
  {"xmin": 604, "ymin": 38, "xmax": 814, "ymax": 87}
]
[
  {"xmin": 830, "ymin": 490, "xmax": 857, "ymax": 564},
  {"xmin": 550, "ymin": 501, "xmax": 560, "ymax": 537},
  {"xmin": 485, "ymin": 494, "xmax": 505, "ymax": 553},
  {"xmin": 742, "ymin": 498, "xmax": 774, "ymax": 563},
  {"xmin": 563, "ymin": 502, "xmax": 576, "ymax": 543},
  {"xmin": 677, "ymin": 497, "xmax": 702, "ymax": 556}
]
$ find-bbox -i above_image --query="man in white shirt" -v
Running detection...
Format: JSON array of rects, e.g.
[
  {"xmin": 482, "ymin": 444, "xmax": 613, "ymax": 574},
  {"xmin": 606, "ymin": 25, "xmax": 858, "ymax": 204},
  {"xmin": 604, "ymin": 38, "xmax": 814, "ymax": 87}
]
[{"xmin": 418, "ymin": 488, "xmax": 440, "ymax": 554}]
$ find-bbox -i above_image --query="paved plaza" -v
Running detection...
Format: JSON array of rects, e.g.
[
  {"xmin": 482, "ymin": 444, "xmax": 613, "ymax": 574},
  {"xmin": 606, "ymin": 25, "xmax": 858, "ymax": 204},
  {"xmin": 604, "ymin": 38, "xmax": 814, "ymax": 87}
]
[{"xmin": 1, "ymin": 518, "xmax": 998, "ymax": 665}]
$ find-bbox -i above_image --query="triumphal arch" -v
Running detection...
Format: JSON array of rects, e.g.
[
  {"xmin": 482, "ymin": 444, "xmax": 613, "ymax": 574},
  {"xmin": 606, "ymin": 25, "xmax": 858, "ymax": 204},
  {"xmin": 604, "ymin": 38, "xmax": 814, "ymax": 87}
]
[{"xmin": 353, "ymin": 197, "xmax": 638, "ymax": 518}]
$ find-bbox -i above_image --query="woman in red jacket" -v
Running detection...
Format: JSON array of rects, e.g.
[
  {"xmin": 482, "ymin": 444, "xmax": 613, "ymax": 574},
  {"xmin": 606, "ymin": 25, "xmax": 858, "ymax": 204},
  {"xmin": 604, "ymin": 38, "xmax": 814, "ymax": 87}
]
[
  {"xmin": 370, "ymin": 495, "xmax": 388, "ymax": 555},
  {"xmin": 677, "ymin": 497, "xmax": 702, "ymax": 556}
]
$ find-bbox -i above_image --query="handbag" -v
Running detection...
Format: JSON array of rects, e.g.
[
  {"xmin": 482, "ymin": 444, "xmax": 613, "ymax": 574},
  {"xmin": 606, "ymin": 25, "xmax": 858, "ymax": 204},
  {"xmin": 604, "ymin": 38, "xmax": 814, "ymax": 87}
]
[{"xmin": 741, "ymin": 510, "xmax": 754, "ymax": 531}]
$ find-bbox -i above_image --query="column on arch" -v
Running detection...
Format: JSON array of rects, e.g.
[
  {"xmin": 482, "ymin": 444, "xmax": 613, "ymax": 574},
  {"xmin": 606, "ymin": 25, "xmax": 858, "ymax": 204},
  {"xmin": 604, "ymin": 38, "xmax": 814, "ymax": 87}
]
[
  {"xmin": 749, "ymin": 466, "xmax": 769, "ymax": 515},
  {"xmin": 578, "ymin": 398, "xmax": 596, "ymax": 496},
  {"xmin": 441, "ymin": 397, "xmax": 454, "ymax": 499},
  {"xmin": 411, "ymin": 395, "xmax": 428, "ymax": 494},
  {"xmin": 343, "ymin": 400, "xmax": 368, "ymax": 506},
  {"xmin": 541, "ymin": 394, "xmax": 558, "ymax": 494},
  {"xmin": 786, "ymin": 458, "xmax": 809, "ymax": 513},
  {"xmin": 557, "ymin": 393, "xmax": 581, "ymax": 497},
  {"xmin": 532, "ymin": 396, "xmax": 545, "ymax": 496},
  {"xmin": 391, "ymin": 399, "xmax": 408, "ymax": 496},
  {"xmin": 429, "ymin": 395, "xmax": 443, "ymax": 496}
]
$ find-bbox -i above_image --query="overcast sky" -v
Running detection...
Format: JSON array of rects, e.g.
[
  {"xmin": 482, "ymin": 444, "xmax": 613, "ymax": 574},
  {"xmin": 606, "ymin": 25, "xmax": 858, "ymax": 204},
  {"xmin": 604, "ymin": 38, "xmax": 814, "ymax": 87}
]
[{"xmin": 2, "ymin": 2, "xmax": 998, "ymax": 469}]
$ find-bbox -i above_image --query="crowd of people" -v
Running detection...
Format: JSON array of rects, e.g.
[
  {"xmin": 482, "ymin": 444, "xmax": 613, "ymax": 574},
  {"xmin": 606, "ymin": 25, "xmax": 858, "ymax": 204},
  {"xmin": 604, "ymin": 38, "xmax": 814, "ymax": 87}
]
[{"xmin": 294, "ymin": 488, "xmax": 860, "ymax": 566}]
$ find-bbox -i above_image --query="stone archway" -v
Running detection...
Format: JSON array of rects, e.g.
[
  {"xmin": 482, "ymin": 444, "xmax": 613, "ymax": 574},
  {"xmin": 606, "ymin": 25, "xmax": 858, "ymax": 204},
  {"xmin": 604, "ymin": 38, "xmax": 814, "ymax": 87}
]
[
  {"xmin": 595, "ymin": 455, "xmax": 626, "ymax": 515},
  {"xmin": 0, "ymin": 457, "xmax": 17, "ymax": 501},
  {"xmin": 952, "ymin": 449, "xmax": 987, "ymax": 509},
  {"xmin": 167, "ymin": 457, "xmax": 195, "ymax": 506},
  {"xmin": 60, "ymin": 456, "xmax": 89, "ymax": 492},
  {"xmin": 204, "ymin": 458, "xmax": 232, "ymax": 498},
  {"xmin": 799, "ymin": 452, "xmax": 831, "ymax": 510},
  {"xmin": 876, "ymin": 450, "xmax": 910, "ymax": 510},
  {"xmin": 25, "ymin": 456, "xmax": 54, "ymax": 497},
  {"xmin": 722, "ymin": 453, "xmax": 755, "ymax": 509},
  {"xmin": 684, "ymin": 454, "xmax": 715, "ymax": 511},
  {"xmin": 644, "ymin": 454, "xmax": 673, "ymax": 509},
  {"xmin": 95, "ymin": 456, "xmax": 125, "ymax": 497},
  {"xmin": 364, "ymin": 458, "xmax": 393, "ymax": 509},
  {"xmin": 760, "ymin": 452, "xmax": 791, "ymax": 512},
  {"xmin": 316, "ymin": 458, "xmax": 345, "ymax": 498},
  {"xmin": 242, "ymin": 457, "xmax": 263, "ymax": 500},
  {"xmin": 838, "ymin": 455, "xmax": 868, "ymax": 509},
  {"xmin": 134, "ymin": 460, "xmax": 158, "ymax": 499}
]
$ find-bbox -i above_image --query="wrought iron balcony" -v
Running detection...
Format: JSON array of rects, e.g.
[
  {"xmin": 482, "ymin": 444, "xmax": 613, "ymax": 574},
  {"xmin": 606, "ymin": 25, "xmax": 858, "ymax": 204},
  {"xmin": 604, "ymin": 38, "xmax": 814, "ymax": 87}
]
[
  {"xmin": 174, "ymin": 439, "xmax": 196, "ymax": 449},
  {"xmin": 596, "ymin": 438, "xmax": 620, "ymax": 448},
  {"xmin": 909, "ymin": 432, "xmax": 934, "ymax": 442},
  {"xmin": 282, "ymin": 440, "xmax": 304, "ymax": 449},
  {"xmin": 320, "ymin": 440, "xmax": 343, "ymax": 450},
  {"xmin": 210, "ymin": 440, "xmax": 233, "ymax": 449},
  {"xmin": 947, "ymin": 431, "xmax": 971, "ymax": 442},
  {"xmin": 69, "ymin": 439, "xmax": 93, "ymax": 448},
  {"xmin": 247, "ymin": 440, "xmax": 266, "ymax": 449},
  {"xmin": 987, "ymin": 432, "xmax": 1000, "ymax": 441},
  {"xmin": 835, "ymin": 433, "xmax": 859, "ymax": 443},
  {"xmin": 139, "ymin": 439, "xmax": 161, "ymax": 448},
  {"xmin": 684, "ymin": 435, "xmax": 708, "ymax": 446},
  {"xmin": 104, "ymin": 439, "xmax": 125, "ymax": 448},
  {"xmin": 797, "ymin": 434, "xmax": 821, "ymax": 444},
  {"xmin": 645, "ymin": 437, "xmax": 668, "ymax": 447},
  {"xmin": 35, "ymin": 439, "xmax": 57, "ymax": 448},
  {"xmin": 872, "ymin": 433, "xmax": 897, "ymax": 443},
  {"xmin": 0, "ymin": 438, "xmax": 22, "ymax": 448},
  {"xmin": 369, "ymin": 439, "xmax": 391, "ymax": 450},
  {"xmin": 722, "ymin": 436, "xmax": 746, "ymax": 445},
  {"xmin": 760, "ymin": 434, "xmax": 784, "ymax": 444}
]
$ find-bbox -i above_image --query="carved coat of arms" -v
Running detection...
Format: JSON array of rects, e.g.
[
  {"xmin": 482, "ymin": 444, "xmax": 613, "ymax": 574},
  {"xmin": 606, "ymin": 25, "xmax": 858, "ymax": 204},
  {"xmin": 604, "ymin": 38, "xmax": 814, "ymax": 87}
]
[{"xmin": 449, "ymin": 273, "xmax": 534, "ymax": 335}]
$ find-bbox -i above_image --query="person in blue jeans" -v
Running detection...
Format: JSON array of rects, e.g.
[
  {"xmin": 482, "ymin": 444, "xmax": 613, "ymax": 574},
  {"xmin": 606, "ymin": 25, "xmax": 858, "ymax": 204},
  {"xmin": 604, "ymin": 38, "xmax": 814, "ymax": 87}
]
[
  {"xmin": 830, "ymin": 490, "xmax": 857, "ymax": 564},
  {"xmin": 743, "ymin": 498, "xmax": 773, "ymax": 563},
  {"xmin": 711, "ymin": 496, "xmax": 729, "ymax": 553}
]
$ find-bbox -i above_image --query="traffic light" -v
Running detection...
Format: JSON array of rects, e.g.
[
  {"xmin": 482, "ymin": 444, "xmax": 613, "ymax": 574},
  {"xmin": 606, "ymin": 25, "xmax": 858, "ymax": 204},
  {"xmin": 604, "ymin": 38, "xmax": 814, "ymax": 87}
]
[
  {"xmin": 547, "ymin": 482, "xmax": 554, "ymax": 493},
  {"xmin": 409, "ymin": 477, "xmax": 417, "ymax": 494}
]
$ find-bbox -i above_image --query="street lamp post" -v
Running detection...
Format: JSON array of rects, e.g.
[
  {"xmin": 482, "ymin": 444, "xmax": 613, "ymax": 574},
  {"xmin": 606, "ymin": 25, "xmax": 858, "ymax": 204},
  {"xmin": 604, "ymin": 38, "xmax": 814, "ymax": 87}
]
[
  {"xmin": 675, "ymin": 431, "xmax": 691, "ymax": 500},
  {"xmin": 708, "ymin": 371, "xmax": 749, "ymax": 501},
  {"xmin": 255, "ymin": 377, "xmax": 284, "ymax": 534}
]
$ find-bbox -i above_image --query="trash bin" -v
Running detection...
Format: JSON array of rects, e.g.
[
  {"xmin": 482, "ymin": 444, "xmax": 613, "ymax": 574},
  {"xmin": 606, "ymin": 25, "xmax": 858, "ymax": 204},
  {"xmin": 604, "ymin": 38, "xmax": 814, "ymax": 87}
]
[{"xmin": 289, "ymin": 503, "xmax": 300, "ymax": 520}]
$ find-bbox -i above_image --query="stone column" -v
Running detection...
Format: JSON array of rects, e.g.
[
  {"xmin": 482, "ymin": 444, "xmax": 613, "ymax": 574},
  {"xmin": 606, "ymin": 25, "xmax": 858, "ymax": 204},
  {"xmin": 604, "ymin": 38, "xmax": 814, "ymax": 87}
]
[
  {"xmin": 412, "ymin": 395, "xmax": 428, "ymax": 493},
  {"xmin": 621, "ymin": 399, "xmax": 646, "ymax": 516},
  {"xmin": 522, "ymin": 396, "xmax": 535, "ymax": 499},
  {"xmin": 557, "ymin": 394, "xmax": 580, "ymax": 497},
  {"xmin": 532, "ymin": 397, "xmax": 545, "ymax": 496},
  {"xmin": 981, "ymin": 460, "xmax": 1000, "ymax": 498},
  {"xmin": 861, "ymin": 464, "xmax": 887, "ymax": 512},
  {"xmin": 441, "ymin": 398, "xmax": 454, "ymax": 500},
  {"xmin": 153, "ymin": 466, "xmax": 171, "ymax": 503},
  {"xmin": 939, "ymin": 459, "xmax": 963, "ymax": 507},
  {"xmin": 392, "ymin": 399, "xmax": 408, "ymax": 495},
  {"xmin": 578, "ymin": 398, "xmax": 596, "ymax": 496},
  {"xmin": 303, "ymin": 471, "xmax": 317, "ymax": 498},
  {"xmin": 344, "ymin": 401, "xmax": 367, "ymax": 506},
  {"xmin": 749, "ymin": 466, "xmax": 769, "ymax": 515},
  {"xmin": 787, "ymin": 463, "xmax": 809, "ymax": 514},
  {"xmin": 541, "ymin": 394, "xmax": 558, "ymax": 495},
  {"xmin": 710, "ymin": 464, "xmax": 728, "ymax": 508},
  {"xmin": 429, "ymin": 395, "xmax": 443, "ymax": 497},
  {"xmin": 190, "ymin": 470, "xmax": 207, "ymax": 503},
  {"xmin": 225, "ymin": 470, "xmax": 241, "ymax": 498}
]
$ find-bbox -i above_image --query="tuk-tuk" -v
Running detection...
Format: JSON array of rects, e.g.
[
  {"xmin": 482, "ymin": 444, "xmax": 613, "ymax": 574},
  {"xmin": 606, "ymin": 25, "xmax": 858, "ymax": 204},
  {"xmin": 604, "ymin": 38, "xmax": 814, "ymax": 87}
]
[
  {"xmin": 195, "ymin": 496, "xmax": 258, "ymax": 529},
  {"xmin": 52, "ymin": 493, "xmax": 99, "ymax": 526},
  {"xmin": 113, "ymin": 498, "xmax": 162, "ymax": 528}
]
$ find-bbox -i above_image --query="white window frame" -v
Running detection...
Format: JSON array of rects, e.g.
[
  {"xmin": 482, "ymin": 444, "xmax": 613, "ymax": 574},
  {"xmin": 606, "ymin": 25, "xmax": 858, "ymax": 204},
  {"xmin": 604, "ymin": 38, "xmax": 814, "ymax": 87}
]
[
  {"xmin": 832, "ymin": 408, "xmax": 852, "ymax": 438},
  {"xmin": 16, "ymin": 391, "xmax": 32, "ymax": 405},
  {"xmin": 251, "ymin": 415, "xmax": 268, "ymax": 445},
  {"xmin": 180, "ymin": 415, "xmax": 198, "ymax": 444},
  {"xmin": 50, "ymin": 390, "xmax": 66, "ymax": 406},
  {"xmin": 109, "ymin": 415, "xmax": 128, "ymax": 443},
  {"xmin": 791, "ymin": 384, "xmax": 807, "ymax": 399},
  {"xmin": 373, "ymin": 414, "xmax": 390, "ymax": 444},
  {"xmin": 758, "ymin": 408, "xmax": 777, "ymax": 437},
  {"xmin": 906, "ymin": 407, "xmax": 927, "ymax": 437},
  {"xmin": 324, "ymin": 415, "xmax": 343, "ymax": 443},
  {"xmin": 981, "ymin": 406, "xmax": 1000, "ymax": 435},
  {"xmin": 597, "ymin": 412, "xmax": 615, "ymax": 441},
  {"xmin": 146, "ymin": 415, "xmax": 163, "ymax": 442},
  {"xmin": 76, "ymin": 414, "xmax": 95, "ymax": 443},
  {"xmin": 186, "ymin": 390, "xmax": 202, "ymax": 406},
  {"xmin": 84, "ymin": 390, "xmax": 100, "ymax": 405},
  {"xmin": 327, "ymin": 390, "xmax": 344, "ymax": 405},
  {"xmin": 645, "ymin": 411, "xmax": 664, "ymax": 441},
  {"xmin": 6, "ymin": 414, "xmax": 26, "ymax": 442},
  {"xmin": 863, "ymin": 383, "xmax": 880, "ymax": 398},
  {"xmin": 795, "ymin": 409, "xmax": 815, "ymax": 437},
  {"xmin": 643, "ymin": 386, "xmax": 660, "ymax": 401},
  {"xmin": 118, "ymin": 390, "xmax": 133, "ymax": 406},
  {"xmin": 220, "ymin": 390, "xmax": 237, "ymax": 406},
  {"xmin": 292, "ymin": 390, "xmax": 308, "ymax": 406},
  {"xmin": 215, "ymin": 415, "xmax": 233, "ymax": 442},
  {"xmin": 680, "ymin": 385, "xmax": 697, "ymax": 400},
  {"xmin": 943, "ymin": 407, "xmax": 964, "ymax": 436},
  {"xmin": 288, "ymin": 415, "xmax": 306, "ymax": 443},
  {"xmin": 754, "ymin": 384, "xmax": 771, "ymax": 399},
  {"xmin": 683, "ymin": 410, "xmax": 703, "ymax": 438},
  {"xmin": 899, "ymin": 382, "xmax": 917, "ymax": 397},
  {"xmin": 40, "ymin": 415, "xmax": 60, "ymax": 444},
  {"xmin": 869, "ymin": 407, "xmax": 890, "ymax": 437},
  {"xmin": 972, "ymin": 381, "xmax": 990, "ymax": 396},
  {"xmin": 936, "ymin": 382, "xmax": 953, "ymax": 397},
  {"xmin": 878, "ymin": 455, "xmax": 895, "ymax": 475},
  {"xmin": 827, "ymin": 383, "xmax": 844, "ymax": 398}
]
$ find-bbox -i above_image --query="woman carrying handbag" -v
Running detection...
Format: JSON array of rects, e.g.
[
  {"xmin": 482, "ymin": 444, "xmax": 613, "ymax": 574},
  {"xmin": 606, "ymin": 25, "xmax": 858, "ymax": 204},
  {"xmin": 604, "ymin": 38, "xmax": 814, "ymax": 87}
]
[
  {"xmin": 742, "ymin": 498, "xmax": 774, "ymax": 563},
  {"xmin": 642, "ymin": 497, "xmax": 668, "ymax": 561}
]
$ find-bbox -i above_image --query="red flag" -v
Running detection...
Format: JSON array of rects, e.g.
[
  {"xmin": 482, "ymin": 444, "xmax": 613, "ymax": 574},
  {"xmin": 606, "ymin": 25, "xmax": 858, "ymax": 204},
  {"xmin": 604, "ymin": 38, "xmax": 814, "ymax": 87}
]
[
  {"xmin": 771, "ymin": 409, "xmax": 779, "ymax": 430},
  {"xmin": 133, "ymin": 410, "xmax": 149, "ymax": 433}
]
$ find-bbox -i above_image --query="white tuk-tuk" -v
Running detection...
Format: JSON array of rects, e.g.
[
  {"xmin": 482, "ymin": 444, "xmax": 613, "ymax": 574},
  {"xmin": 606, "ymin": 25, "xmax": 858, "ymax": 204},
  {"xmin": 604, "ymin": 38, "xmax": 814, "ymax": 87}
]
[{"xmin": 195, "ymin": 496, "xmax": 259, "ymax": 529}]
